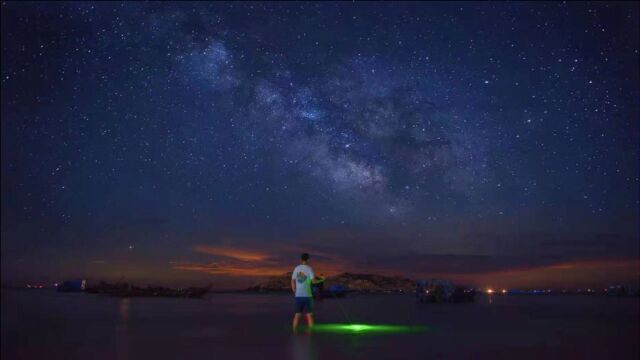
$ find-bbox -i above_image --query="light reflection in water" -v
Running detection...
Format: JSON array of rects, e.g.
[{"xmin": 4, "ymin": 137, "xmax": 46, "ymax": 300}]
[
  {"xmin": 119, "ymin": 298, "xmax": 130, "ymax": 322},
  {"xmin": 116, "ymin": 298, "xmax": 130, "ymax": 360},
  {"xmin": 291, "ymin": 332, "xmax": 317, "ymax": 360}
]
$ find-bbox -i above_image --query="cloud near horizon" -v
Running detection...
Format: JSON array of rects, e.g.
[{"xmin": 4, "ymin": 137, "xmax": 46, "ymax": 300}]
[
  {"xmin": 454, "ymin": 258, "xmax": 640, "ymax": 288},
  {"xmin": 173, "ymin": 243, "xmax": 639, "ymax": 288},
  {"xmin": 192, "ymin": 245, "xmax": 270, "ymax": 262},
  {"xmin": 173, "ymin": 243, "xmax": 347, "ymax": 277}
]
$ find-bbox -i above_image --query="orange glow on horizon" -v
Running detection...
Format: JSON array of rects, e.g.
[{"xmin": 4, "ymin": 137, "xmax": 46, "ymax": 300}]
[
  {"xmin": 173, "ymin": 256, "xmax": 639, "ymax": 284},
  {"xmin": 175, "ymin": 244, "xmax": 639, "ymax": 288},
  {"xmin": 178, "ymin": 243, "xmax": 347, "ymax": 277},
  {"xmin": 193, "ymin": 245, "xmax": 269, "ymax": 262},
  {"xmin": 442, "ymin": 258, "xmax": 640, "ymax": 288},
  {"xmin": 173, "ymin": 260, "xmax": 344, "ymax": 277},
  {"xmin": 174, "ymin": 263, "xmax": 288, "ymax": 277}
]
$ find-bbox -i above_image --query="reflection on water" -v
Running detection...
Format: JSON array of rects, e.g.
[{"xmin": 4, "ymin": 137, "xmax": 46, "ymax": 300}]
[
  {"xmin": 1, "ymin": 291, "xmax": 638, "ymax": 360},
  {"xmin": 290, "ymin": 333, "xmax": 317, "ymax": 360},
  {"xmin": 119, "ymin": 298, "xmax": 130, "ymax": 322},
  {"xmin": 116, "ymin": 299, "xmax": 130, "ymax": 360}
]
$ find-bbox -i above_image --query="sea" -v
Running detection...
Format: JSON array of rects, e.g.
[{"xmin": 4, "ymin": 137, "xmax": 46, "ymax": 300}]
[{"xmin": 1, "ymin": 289, "xmax": 638, "ymax": 359}]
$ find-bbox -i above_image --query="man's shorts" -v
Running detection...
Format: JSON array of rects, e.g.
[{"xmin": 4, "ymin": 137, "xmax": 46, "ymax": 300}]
[{"xmin": 294, "ymin": 296, "xmax": 314, "ymax": 314}]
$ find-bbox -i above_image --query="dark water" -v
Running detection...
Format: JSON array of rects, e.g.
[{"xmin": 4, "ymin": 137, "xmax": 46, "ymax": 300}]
[{"xmin": 2, "ymin": 289, "xmax": 638, "ymax": 359}]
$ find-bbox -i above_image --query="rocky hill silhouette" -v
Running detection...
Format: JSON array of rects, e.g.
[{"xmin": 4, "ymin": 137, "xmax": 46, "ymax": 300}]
[{"xmin": 246, "ymin": 272, "xmax": 415, "ymax": 293}]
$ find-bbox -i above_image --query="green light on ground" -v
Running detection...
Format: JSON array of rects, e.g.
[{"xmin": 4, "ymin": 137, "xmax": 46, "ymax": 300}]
[{"xmin": 308, "ymin": 323, "xmax": 427, "ymax": 334}]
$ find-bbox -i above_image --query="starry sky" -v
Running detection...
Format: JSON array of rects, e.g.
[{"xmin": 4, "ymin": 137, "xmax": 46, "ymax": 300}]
[{"xmin": 1, "ymin": 2, "xmax": 638, "ymax": 289}]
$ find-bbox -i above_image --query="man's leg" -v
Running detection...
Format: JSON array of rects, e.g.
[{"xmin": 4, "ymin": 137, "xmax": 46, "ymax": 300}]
[
  {"xmin": 305, "ymin": 313, "xmax": 314, "ymax": 328},
  {"xmin": 293, "ymin": 313, "xmax": 302, "ymax": 331},
  {"xmin": 305, "ymin": 297, "xmax": 315, "ymax": 328}
]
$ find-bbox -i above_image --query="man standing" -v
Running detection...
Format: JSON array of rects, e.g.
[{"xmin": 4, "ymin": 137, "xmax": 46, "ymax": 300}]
[{"xmin": 291, "ymin": 253, "xmax": 321, "ymax": 331}]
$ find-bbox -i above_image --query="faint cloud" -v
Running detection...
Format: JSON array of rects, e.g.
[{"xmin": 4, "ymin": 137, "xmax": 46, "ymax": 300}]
[
  {"xmin": 174, "ymin": 262, "xmax": 287, "ymax": 277},
  {"xmin": 174, "ymin": 243, "xmax": 346, "ymax": 277},
  {"xmin": 193, "ymin": 245, "xmax": 269, "ymax": 262}
]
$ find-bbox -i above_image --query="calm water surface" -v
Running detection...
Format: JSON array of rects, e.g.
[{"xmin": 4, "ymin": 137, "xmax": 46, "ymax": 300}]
[{"xmin": 2, "ymin": 289, "xmax": 638, "ymax": 359}]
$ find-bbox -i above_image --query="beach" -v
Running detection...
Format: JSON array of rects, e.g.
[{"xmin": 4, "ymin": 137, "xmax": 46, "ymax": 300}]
[{"xmin": 1, "ymin": 289, "xmax": 638, "ymax": 359}]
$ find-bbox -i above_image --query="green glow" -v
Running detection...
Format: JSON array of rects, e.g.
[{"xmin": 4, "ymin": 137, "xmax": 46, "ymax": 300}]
[{"xmin": 307, "ymin": 323, "xmax": 427, "ymax": 334}]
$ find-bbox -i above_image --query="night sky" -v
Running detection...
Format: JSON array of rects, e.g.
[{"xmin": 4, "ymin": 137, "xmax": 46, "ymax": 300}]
[{"xmin": 1, "ymin": 2, "xmax": 638, "ymax": 289}]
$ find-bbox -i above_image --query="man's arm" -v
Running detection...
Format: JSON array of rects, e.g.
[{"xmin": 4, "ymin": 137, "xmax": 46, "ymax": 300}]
[
  {"xmin": 291, "ymin": 278, "xmax": 296, "ymax": 293},
  {"xmin": 311, "ymin": 271, "xmax": 324, "ymax": 284}
]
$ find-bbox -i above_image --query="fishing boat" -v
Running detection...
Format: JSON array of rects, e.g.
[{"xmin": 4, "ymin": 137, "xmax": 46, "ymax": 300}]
[
  {"xmin": 56, "ymin": 279, "xmax": 87, "ymax": 292},
  {"xmin": 312, "ymin": 280, "xmax": 348, "ymax": 299}
]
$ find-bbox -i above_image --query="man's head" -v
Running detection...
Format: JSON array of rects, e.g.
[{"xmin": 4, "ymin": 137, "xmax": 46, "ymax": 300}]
[{"xmin": 301, "ymin": 253, "xmax": 310, "ymax": 263}]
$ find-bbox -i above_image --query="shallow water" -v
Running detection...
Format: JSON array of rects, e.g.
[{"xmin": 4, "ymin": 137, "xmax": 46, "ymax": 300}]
[{"xmin": 2, "ymin": 289, "xmax": 638, "ymax": 359}]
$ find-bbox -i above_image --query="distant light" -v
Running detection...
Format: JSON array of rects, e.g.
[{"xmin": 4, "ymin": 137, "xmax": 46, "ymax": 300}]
[
  {"xmin": 486, "ymin": 288, "xmax": 494, "ymax": 294},
  {"xmin": 26, "ymin": 284, "xmax": 31, "ymax": 288},
  {"xmin": 501, "ymin": 289, "xmax": 507, "ymax": 294}
]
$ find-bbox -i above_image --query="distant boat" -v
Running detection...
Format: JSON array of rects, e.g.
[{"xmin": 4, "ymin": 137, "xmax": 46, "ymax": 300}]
[
  {"xmin": 324, "ymin": 284, "xmax": 348, "ymax": 298},
  {"xmin": 312, "ymin": 280, "xmax": 348, "ymax": 299},
  {"xmin": 415, "ymin": 279, "xmax": 475, "ymax": 303},
  {"xmin": 57, "ymin": 279, "xmax": 87, "ymax": 292}
]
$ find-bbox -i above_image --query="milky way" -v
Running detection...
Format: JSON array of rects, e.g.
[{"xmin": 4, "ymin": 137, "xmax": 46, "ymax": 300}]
[{"xmin": 1, "ymin": 2, "xmax": 638, "ymax": 287}]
